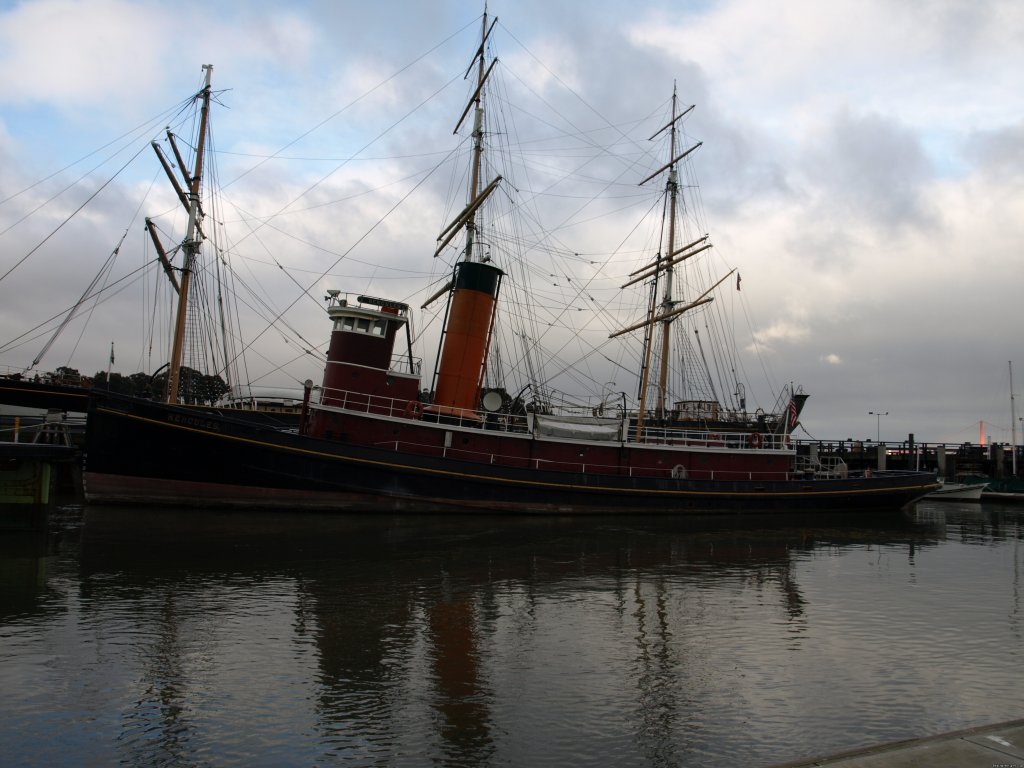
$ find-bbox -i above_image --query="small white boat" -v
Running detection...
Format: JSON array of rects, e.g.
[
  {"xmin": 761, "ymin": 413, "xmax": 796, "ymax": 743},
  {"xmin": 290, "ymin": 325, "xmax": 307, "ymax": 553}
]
[{"xmin": 927, "ymin": 480, "xmax": 988, "ymax": 501}]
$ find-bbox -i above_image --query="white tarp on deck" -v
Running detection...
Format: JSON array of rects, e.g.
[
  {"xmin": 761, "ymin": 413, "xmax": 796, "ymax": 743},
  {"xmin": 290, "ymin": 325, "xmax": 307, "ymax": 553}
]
[{"xmin": 533, "ymin": 414, "xmax": 623, "ymax": 441}]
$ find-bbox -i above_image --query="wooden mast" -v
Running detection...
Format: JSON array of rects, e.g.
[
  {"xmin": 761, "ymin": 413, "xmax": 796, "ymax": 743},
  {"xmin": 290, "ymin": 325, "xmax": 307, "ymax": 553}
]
[
  {"xmin": 635, "ymin": 86, "xmax": 689, "ymax": 435},
  {"xmin": 655, "ymin": 86, "xmax": 681, "ymax": 419},
  {"xmin": 166, "ymin": 64, "xmax": 213, "ymax": 404}
]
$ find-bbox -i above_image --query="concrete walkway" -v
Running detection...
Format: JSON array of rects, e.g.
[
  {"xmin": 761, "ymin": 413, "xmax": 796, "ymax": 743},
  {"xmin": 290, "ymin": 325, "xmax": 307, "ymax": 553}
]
[{"xmin": 769, "ymin": 718, "xmax": 1024, "ymax": 767}]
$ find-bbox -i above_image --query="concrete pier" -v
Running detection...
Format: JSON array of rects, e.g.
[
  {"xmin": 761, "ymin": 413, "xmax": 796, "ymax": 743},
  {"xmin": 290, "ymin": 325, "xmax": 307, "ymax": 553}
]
[{"xmin": 770, "ymin": 718, "xmax": 1024, "ymax": 767}]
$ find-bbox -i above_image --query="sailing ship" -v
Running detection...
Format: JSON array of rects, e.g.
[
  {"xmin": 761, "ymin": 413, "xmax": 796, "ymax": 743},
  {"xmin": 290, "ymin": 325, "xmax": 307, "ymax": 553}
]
[{"xmin": 82, "ymin": 14, "xmax": 938, "ymax": 513}]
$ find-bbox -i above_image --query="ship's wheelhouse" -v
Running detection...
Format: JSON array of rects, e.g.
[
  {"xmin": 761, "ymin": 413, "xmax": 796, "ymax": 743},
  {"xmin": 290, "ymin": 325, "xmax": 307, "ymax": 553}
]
[{"xmin": 319, "ymin": 294, "xmax": 419, "ymax": 407}]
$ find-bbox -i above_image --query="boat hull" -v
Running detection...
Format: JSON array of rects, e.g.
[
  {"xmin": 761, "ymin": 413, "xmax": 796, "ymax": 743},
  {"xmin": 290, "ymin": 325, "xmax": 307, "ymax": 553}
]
[
  {"xmin": 84, "ymin": 392, "xmax": 939, "ymax": 514},
  {"xmin": 979, "ymin": 478, "xmax": 1024, "ymax": 503},
  {"xmin": 0, "ymin": 376, "xmax": 90, "ymax": 413},
  {"xmin": 926, "ymin": 482, "xmax": 987, "ymax": 501}
]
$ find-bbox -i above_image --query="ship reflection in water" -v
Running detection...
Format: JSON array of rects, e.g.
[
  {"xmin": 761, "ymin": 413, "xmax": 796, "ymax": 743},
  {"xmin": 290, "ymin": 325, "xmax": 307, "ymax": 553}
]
[{"xmin": 1, "ymin": 503, "xmax": 1022, "ymax": 767}]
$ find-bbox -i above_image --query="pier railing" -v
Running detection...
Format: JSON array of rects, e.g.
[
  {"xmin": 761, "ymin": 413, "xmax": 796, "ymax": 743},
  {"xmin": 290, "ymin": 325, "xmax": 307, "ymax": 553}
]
[{"xmin": 798, "ymin": 438, "xmax": 1022, "ymax": 480}]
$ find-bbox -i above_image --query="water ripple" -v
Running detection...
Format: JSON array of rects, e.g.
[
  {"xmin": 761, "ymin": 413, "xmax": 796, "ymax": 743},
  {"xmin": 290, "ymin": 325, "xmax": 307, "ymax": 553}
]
[{"xmin": 1, "ymin": 506, "xmax": 1023, "ymax": 766}]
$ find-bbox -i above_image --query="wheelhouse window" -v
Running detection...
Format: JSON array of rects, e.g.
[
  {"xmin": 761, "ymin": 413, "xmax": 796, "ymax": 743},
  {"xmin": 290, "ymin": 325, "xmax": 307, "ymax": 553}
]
[{"xmin": 334, "ymin": 315, "xmax": 388, "ymax": 336}]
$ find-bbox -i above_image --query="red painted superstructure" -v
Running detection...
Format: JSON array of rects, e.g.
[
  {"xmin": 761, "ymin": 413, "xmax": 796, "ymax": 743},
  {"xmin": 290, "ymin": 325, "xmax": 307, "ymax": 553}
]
[
  {"xmin": 305, "ymin": 286, "xmax": 792, "ymax": 482},
  {"xmin": 310, "ymin": 295, "xmax": 420, "ymax": 434}
]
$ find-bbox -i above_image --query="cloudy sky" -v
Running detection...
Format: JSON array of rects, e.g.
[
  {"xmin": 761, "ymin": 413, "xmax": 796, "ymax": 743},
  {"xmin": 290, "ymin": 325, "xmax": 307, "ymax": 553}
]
[{"xmin": 0, "ymin": 0, "xmax": 1021, "ymax": 445}]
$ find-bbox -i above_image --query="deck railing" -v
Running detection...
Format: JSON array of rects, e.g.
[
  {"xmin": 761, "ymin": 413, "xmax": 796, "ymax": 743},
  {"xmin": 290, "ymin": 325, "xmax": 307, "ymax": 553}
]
[
  {"xmin": 314, "ymin": 385, "xmax": 793, "ymax": 452},
  {"xmin": 315, "ymin": 385, "xmax": 531, "ymax": 433}
]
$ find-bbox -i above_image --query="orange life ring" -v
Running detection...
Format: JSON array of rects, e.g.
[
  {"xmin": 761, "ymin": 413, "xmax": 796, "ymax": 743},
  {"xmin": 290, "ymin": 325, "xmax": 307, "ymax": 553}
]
[
  {"xmin": 403, "ymin": 400, "xmax": 422, "ymax": 419},
  {"xmin": 749, "ymin": 431, "xmax": 762, "ymax": 449}
]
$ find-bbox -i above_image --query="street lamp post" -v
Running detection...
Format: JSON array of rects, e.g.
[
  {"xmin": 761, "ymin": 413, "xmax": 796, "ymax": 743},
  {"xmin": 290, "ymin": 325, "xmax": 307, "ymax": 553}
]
[{"xmin": 868, "ymin": 410, "xmax": 888, "ymax": 443}]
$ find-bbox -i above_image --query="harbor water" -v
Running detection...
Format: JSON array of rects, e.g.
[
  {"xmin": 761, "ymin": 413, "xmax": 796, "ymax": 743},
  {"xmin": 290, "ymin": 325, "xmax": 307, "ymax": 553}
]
[{"xmin": 1, "ymin": 501, "xmax": 1022, "ymax": 767}]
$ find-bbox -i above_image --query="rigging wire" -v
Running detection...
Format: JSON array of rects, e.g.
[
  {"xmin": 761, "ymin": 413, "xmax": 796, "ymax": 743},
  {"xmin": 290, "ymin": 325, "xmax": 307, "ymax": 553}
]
[
  {"xmin": 222, "ymin": 16, "xmax": 481, "ymax": 192},
  {"xmin": 457, "ymin": 52, "xmax": 663, "ymax": 404},
  {"xmin": 0, "ymin": 259, "xmax": 157, "ymax": 356},
  {"xmin": 24, "ymin": 163, "xmax": 164, "ymax": 371},
  {"xmin": 193, "ymin": 56, "xmax": 471, "ymax": 390},
  {"xmin": 0, "ymin": 94, "xmax": 196, "ymax": 209},
  {"xmin": 0, "ymin": 141, "xmax": 151, "ymax": 286}
]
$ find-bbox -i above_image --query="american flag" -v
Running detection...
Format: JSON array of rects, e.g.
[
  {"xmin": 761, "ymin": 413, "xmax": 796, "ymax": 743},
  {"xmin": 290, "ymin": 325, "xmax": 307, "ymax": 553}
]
[{"xmin": 787, "ymin": 398, "xmax": 798, "ymax": 429}]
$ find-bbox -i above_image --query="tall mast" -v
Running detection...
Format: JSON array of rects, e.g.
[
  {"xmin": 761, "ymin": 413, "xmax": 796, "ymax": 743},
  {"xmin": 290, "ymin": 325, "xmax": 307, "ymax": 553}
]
[
  {"xmin": 656, "ymin": 86, "xmax": 681, "ymax": 418},
  {"xmin": 166, "ymin": 64, "xmax": 213, "ymax": 404},
  {"xmin": 466, "ymin": 9, "xmax": 493, "ymax": 264},
  {"xmin": 635, "ymin": 85, "xmax": 692, "ymax": 434}
]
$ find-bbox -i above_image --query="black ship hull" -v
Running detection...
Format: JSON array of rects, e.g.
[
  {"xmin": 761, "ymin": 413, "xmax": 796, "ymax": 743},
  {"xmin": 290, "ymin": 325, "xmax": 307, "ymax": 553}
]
[
  {"xmin": 0, "ymin": 377, "xmax": 90, "ymax": 413},
  {"xmin": 83, "ymin": 391, "xmax": 938, "ymax": 514}
]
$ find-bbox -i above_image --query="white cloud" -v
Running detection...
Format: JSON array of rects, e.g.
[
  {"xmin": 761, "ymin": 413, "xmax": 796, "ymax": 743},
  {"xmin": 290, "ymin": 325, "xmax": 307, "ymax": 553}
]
[
  {"xmin": 0, "ymin": 0, "xmax": 172, "ymax": 107},
  {"xmin": 0, "ymin": 0, "xmax": 1022, "ymax": 440},
  {"xmin": 750, "ymin": 314, "xmax": 810, "ymax": 350}
]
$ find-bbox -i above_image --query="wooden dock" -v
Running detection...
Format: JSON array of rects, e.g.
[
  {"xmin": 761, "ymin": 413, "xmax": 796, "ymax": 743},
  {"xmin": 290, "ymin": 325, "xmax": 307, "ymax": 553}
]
[{"xmin": 769, "ymin": 718, "xmax": 1024, "ymax": 767}]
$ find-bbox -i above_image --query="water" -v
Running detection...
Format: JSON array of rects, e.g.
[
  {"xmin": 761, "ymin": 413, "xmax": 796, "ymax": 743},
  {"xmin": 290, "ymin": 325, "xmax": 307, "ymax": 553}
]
[{"xmin": 1, "ymin": 502, "xmax": 1022, "ymax": 767}]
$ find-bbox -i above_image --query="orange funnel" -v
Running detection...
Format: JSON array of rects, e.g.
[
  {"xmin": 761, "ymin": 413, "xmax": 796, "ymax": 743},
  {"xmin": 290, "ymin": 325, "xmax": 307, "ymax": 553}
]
[{"xmin": 431, "ymin": 261, "xmax": 503, "ymax": 417}]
